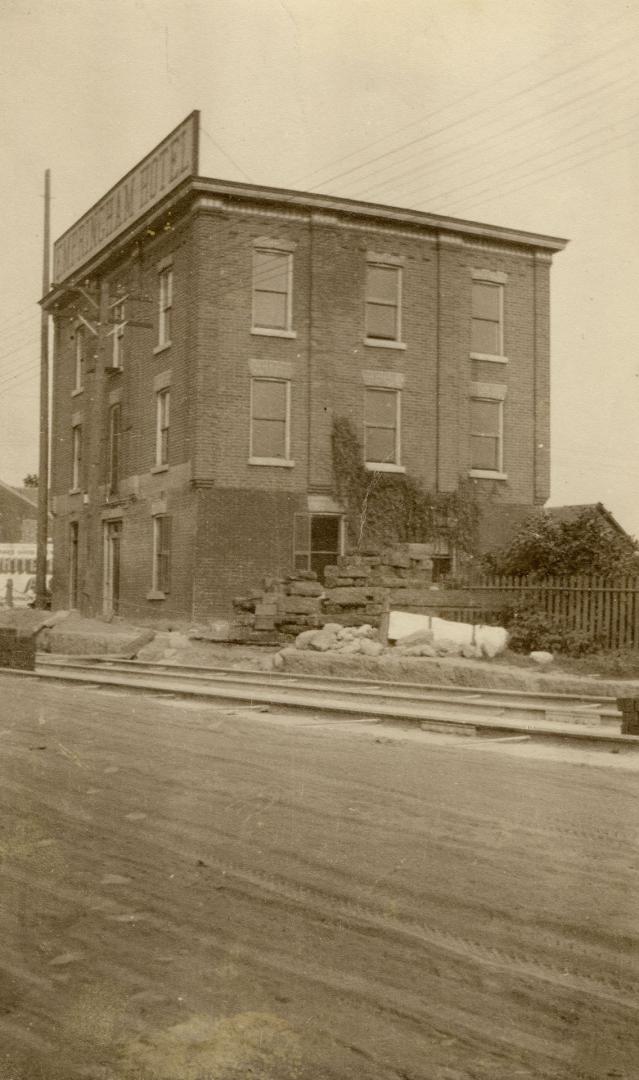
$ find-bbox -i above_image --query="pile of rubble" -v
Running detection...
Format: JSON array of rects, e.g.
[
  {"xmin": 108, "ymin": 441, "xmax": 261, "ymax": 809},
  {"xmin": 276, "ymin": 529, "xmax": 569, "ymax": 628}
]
[
  {"xmin": 293, "ymin": 623, "xmax": 385, "ymax": 656},
  {"xmin": 289, "ymin": 619, "xmax": 506, "ymax": 660}
]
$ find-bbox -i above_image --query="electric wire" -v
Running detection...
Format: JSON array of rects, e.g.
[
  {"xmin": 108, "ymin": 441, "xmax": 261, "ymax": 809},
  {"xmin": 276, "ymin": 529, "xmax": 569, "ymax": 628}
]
[
  {"xmin": 289, "ymin": 5, "xmax": 634, "ymax": 190},
  {"xmin": 303, "ymin": 34, "xmax": 638, "ymax": 196},
  {"xmin": 443, "ymin": 129, "xmax": 639, "ymax": 217},
  {"xmin": 399, "ymin": 108, "xmax": 639, "ymax": 212},
  {"xmin": 346, "ymin": 65, "xmax": 639, "ymax": 202}
]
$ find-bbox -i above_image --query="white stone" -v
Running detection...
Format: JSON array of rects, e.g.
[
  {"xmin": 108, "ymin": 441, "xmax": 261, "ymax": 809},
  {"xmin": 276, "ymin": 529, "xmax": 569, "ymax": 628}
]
[
  {"xmin": 358, "ymin": 638, "xmax": 384, "ymax": 656},
  {"xmin": 431, "ymin": 618, "xmax": 475, "ymax": 646},
  {"xmin": 294, "ymin": 629, "xmax": 317, "ymax": 650},
  {"xmin": 388, "ymin": 610, "xmax": 431, "ymax": 641},
  {"xmin": 339, "ymin": 640, "xmax": 362, "ymax": 654},
  {"xmin": 310, "ymin": 629, "xmax": 339, "ymax": 651},
  {"xmin": 530, "ymin": 650, "xmax": 554, "ymax": 665},
  {"xmin": 476, "ymin": 625, "xmax": 509, "ymax": 658}
]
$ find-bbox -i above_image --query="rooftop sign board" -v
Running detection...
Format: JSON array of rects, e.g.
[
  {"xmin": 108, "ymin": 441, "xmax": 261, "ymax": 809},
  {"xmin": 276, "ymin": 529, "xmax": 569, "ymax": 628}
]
[{"xmin": 53, "ymin": 111, "xmax": 199, "ymax": 283}]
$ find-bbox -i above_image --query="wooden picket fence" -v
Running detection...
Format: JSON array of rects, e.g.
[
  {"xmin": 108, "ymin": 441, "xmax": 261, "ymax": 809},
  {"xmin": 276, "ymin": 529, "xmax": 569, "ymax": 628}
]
[{"xmin": 452, "ymin": 574, "xmax": 639, "ymax": 651}]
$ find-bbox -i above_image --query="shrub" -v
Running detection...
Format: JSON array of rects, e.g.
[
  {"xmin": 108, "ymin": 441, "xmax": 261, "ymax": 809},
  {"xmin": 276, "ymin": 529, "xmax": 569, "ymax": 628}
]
[
  {"xmin": 496, "ymin": 605, "xmax": 601, "ymax": 656},
  {"xmin": 483, "ymin": 600, "xmax": 600, "ymax": 655}
]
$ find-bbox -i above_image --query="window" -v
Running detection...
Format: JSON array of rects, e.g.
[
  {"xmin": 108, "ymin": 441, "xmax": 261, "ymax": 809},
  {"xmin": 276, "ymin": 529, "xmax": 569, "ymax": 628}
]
[
  {"xmin": 107, "ymin": 403, "xmax": 121, "ymax": 494},
  {"xmin": 71, "ymin": 425, "xmax": 82, "ymax": 490},
  {"xmin": 364, "ymin": 387, "xmax": 400, "ymax": 466},
  {"xmin": 69, "ymin": 522, "xmax": 79, "ymax": 608},
  {"xmin": 471, "ymin": 280, "xmax": 503, "ymax": 357},
  {"xmin": 158, "ymin": 267, "xmax": 173, "ymax": 348},
  {"xmin": 252, "ymin": 249, "xmax": 292, "ymax": 332},
  {"xmin": 470, "ymin": 397, "xmax": 503, "ymax": 473},
  {"xmin": 250, "ymin": 378, "xmax": 291, "ymax": 463},
  {"xmin": 152, "ymin": 516, "xmax": 171, "ymax": 594},
  {"xmin": 365, "ymin": 263, "xmax": 401, "ymax": 342},
  {"xmin": 111, "ymin": 301, "xmax": 125, "ymax": 368},
  {"xmin": 74, "ymin": 326, "xmax": 85, "ymax": 391},
  {"xmin": 294, "ymin": 514, "xmax": 343, "ymax": 580},
  {"xmin": 155, "ymin": 388, "xmax": 170, "ymax": 466}
]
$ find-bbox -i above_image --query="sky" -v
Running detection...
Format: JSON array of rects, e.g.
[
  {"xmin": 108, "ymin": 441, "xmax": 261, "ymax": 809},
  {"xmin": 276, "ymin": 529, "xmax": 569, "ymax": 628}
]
[{"xmin": 1, "ymin": 0, "xmax": 638, "ymax": 535}]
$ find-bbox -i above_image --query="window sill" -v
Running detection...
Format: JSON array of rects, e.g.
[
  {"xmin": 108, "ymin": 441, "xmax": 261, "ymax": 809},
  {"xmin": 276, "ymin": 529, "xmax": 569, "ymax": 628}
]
[
  {"xmin": 469, "ymin": 469, "xmax": 508, "ymax": 480},
  {"xmin": 146, "ymin": 589, "xmax": 166, "ymax": 601},
  {"xmin": 150, "ymin": 464, "xmax": 169, "ymax": 474},
  {"xmin": 365, "ymin": 462, "xmax": 405, "ymax": 473},
  {"xmin": 251, "ymin": 328, "xmax": 297, "ymax": 339},
  {"xmin": 364, "ymin": 338, "xmax": 407, "ymax": 350},
  {"xmin": 71, "ymin": 387, "xmax": 84, "ymax": 397},
  {"xmin": 248, "ymin": 457, "xmax": 295, "ymax": 468},
  {"xmin": 470, "ymin": 352, "xmax": 508, "ymax": 364},
  {"xmin": 153, "ymin": 341, "xmax": 172, "ymax": 356}
]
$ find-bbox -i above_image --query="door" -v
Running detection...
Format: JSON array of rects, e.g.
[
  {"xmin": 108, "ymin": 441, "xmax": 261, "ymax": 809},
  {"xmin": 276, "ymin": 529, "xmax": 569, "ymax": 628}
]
[
  {"xmin": 69, "ymin": 522, "xmax": 79, "ymax": 608},
  {"xmin": 103, "ymin": 520, "xmax": 123, "ymax": 615}
]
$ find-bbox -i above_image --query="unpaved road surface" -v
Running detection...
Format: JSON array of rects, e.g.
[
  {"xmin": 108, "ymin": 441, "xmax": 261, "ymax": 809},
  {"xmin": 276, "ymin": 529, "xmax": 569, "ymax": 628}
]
[{"xmin": 0, "ymin": 675, "xmax": 637, "ymax": 1080}]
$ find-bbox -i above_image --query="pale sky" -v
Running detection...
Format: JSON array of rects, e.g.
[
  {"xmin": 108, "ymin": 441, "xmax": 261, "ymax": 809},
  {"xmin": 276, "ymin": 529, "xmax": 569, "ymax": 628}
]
[{"xmin": 1, "ymin": 0, "xmax": 638, "ymax": 535}]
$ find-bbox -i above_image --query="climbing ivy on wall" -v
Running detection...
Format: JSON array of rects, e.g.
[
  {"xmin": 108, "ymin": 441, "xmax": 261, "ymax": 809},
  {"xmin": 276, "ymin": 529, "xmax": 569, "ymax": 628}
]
[{"xmin": 331, "ymin": 416, "xmax": 479, "ymax": 558}]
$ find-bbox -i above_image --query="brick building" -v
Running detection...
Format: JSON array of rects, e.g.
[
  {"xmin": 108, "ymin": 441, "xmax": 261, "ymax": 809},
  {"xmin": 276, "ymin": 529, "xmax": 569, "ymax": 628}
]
[
  {"xmin": 0, "ymin": 479, "xmax": 38, "ymax": 544},
  {"xmin": 44, "ymin": 114, "xmax": 567, "ymax": 621}
]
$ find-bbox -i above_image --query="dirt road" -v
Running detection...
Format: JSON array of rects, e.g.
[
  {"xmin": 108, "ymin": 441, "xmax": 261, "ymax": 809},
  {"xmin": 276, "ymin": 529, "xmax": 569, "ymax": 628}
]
[{"xmin": 0, "ymin": 675, "xmax": 637, "ymax": 1079}]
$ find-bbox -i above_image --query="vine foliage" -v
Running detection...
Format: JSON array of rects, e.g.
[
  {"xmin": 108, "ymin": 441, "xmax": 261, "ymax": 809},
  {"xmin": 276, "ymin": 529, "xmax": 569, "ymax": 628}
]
[{"xmin": 331, "ymin": 416, "xmax": 479, "ymax": 559}]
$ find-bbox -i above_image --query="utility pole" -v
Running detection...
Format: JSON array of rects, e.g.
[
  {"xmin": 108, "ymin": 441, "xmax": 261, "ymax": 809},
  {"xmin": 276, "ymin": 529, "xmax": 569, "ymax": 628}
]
[{"xmin": 35, "ymin": 169, "xmax": 51, "ymax": 608}]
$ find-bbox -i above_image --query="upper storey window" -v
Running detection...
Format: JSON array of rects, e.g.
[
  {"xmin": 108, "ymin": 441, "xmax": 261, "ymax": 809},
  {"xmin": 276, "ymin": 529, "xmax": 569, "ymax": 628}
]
[
  {"xmin": 252, "ymin": 250, "xmax": 292, "ymax": 334},
  {"xmin": 111, "ymin": 301, "xmax": 126, "ymax": 369},
  {"xmin": 365, "ymin": 263, "xmax": 402, "ymax": 344},
  {"xmin": 471, "ymin": 277, "xmax": 505, "ymax": 360},
  {"xmin": 74, "ymin": 326, "xmax": 85, "ymax": 392},
  {"xmin": 157, "ymin": 267, "xmax": 173, "ymax": 349}
]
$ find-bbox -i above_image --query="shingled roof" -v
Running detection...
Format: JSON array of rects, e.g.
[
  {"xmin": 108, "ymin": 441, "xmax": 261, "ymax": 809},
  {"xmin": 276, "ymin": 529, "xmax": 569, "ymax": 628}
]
[{"xmin": 545, "ymin": 503, "xmax": 629, "ymax": 538}]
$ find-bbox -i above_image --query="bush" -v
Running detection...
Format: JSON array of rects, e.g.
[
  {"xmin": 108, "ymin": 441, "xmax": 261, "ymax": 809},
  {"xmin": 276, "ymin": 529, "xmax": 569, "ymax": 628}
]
[{"xmin": 489, "ymin": 603, "xmax": 601, "ymax": 657}]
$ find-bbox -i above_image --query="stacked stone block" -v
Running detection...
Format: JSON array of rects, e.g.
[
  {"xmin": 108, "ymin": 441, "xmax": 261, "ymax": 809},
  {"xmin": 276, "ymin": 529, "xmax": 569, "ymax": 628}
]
[{"xmin": 227, "ymin": 543, "xmax": 435, "ymax": 640}]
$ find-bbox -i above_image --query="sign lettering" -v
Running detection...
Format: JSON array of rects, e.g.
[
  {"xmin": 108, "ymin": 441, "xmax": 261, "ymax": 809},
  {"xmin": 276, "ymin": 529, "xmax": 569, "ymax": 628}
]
[{"xmin": 53, "ymin": 112, "xmax": 199, "ymax": 283}]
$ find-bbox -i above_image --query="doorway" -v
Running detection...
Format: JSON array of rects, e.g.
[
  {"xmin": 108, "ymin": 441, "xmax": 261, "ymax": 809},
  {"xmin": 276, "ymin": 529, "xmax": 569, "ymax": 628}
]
[{"xmin": 103, "ymin": 519, "xmax": 122, "ymax": 615}]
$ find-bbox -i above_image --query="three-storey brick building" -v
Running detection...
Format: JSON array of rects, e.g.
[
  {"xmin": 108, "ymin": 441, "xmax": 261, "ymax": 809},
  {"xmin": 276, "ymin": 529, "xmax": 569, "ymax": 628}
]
[{"xmin": 44, "ymin": 114, "xmax": 567, "ymax": 621}]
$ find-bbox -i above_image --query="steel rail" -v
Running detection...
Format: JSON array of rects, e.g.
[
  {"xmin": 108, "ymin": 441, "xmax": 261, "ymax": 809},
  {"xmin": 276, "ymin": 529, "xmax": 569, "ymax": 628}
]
[{"xmin": 24, "ymin": 655, "xmax": 635, "ymax": 746}]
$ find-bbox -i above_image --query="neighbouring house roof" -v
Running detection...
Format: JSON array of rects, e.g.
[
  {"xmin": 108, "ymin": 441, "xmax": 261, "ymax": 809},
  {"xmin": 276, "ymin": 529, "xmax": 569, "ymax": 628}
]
[
  {"xmin": 0, "ymin": 478, "xmax": 40, "ymax": 515},
  {"xmin": 545, "ymin": 503, "xmax": 631, "ymax": 539}
]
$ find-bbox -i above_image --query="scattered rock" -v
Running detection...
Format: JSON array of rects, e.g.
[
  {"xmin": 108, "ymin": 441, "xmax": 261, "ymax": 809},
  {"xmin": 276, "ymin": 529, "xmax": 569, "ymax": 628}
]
[
  {"xmin": 338, "ymin": 640, "xmax": 362, "ymax": 655},
  {"xmin": 310, "ymin": 629, "xmax": 339, "ymax": 652},
  {"xmin": 358, "ymin": 638, "xmax": 384, "ymax": 657},
  {"xmin": 461, "ymin": 644, "xmax": 483, "ymax": 660},
  {"xmin": 294, "ymin": 629, "xmax": 318, "ymax": 650},
  {"xmin": 530, "ymin": 650, "xmax": 554, "ymax": 665},
  {"xmin": 477, "ymin": 625, "xmax": 509, "ymax": 658},
  {"xmin": 435, "ymin": 639, "xmax": 463, "ymax": 657}
]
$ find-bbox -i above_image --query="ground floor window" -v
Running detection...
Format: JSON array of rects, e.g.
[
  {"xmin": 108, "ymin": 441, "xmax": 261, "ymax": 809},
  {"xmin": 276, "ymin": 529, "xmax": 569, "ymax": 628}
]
[
  {"xmin": 294, "ymin": 514, "xmax": 343, "ymax": 581},
  {"xmin": 103, "ymin": 519, "xmax": 123, "ymax": 616},
  {"xmin": 152, "ymin": 515, "xmax": 171, "ymax": 594},
  {"xmin": 69, "ymin": 521, "xmax": 79, "ymax": 607}
]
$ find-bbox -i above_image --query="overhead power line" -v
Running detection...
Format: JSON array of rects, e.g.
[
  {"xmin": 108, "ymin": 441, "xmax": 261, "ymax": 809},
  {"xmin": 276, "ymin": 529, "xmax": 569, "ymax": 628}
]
[
  {"xmin": 346, "ymin": 65, "xmax": 639, "ymax": 202},
  {"xmin": 442, "ymin": 129, "xmax": 639, "ymax": 216},
  {"xmin": 397, "ymin": 108, "xmax": 639, "ymax": 212},
  {"xmin": 303, "ymin": 33, "xmax": 638, "ymax": 196},
  {"xmin": 290, "ymin": 5, "xmax": 634, "ymax": 191}
]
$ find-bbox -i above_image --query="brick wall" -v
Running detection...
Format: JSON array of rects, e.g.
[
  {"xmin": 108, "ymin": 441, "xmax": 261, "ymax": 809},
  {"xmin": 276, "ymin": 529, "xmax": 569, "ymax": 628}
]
[{"xmin": 49, "ymin": 188, "xmax": 556, "ymax": 621}]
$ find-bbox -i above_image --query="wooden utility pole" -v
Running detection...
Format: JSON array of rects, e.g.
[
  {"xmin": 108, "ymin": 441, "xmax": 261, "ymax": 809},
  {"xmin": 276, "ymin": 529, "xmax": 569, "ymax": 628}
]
[{"xmin": 35, "ymin": 169, "xmax": 51, "ymax": 608}]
